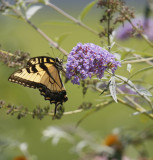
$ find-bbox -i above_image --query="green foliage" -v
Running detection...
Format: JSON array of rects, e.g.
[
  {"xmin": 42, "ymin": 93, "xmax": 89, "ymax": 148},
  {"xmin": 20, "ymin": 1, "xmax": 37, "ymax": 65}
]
[
  {"xmin": 78, "ymin": 0, "xmax": 97, "ymax": 21},
  {"xmin": 54, "ymin": 33, "xmax": 70, "ymax": 45},
  {"xmin": 1, "ymin": 0, "xmax": 153, "ymax": 160},
  {"xmin": 26, "ymin": 5, "xmax": 43, "ymax": 19},
  {"xmin": 109, "ymin": 76, "xmax": 117, "ymax": 103}
]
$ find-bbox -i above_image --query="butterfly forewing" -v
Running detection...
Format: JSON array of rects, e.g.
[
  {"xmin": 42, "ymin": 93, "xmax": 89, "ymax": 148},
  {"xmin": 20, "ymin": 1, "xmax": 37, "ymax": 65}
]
[{"xmin": 27, "ymin": 57, "xmax": 55, "ymax": 66}]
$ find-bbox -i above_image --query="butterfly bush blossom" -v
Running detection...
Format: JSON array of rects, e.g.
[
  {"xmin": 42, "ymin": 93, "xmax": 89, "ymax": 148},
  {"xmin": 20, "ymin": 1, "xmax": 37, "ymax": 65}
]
[
  {"xmin": 66, "ymin": 43, "xmax": 121, "ymax": 85},
  {"xmin": 116, "ymin": 18, "xmax": 153, "ymax": 41}
]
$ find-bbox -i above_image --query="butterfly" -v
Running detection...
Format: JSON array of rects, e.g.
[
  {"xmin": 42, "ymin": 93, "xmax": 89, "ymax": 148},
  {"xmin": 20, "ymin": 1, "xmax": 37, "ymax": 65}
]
[{"xmin": 8, "ymin": 56, "xmax": 68, "ymax": 115}]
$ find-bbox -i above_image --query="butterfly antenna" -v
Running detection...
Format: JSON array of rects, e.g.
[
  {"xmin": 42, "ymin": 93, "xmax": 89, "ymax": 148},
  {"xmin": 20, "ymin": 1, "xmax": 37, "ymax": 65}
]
[
  {"xmin": 51, "ymin": 47, "xmax": 56, "ymax": 58},
  {"xmin": 62, "ymin": 55, "xmax": 64, "ymax": 62},
  {"xmin": 45, "ymin": 52, "xmax": 51, "ymax": 57},
  {"xmin": 45, "ymin": 47, "xmax": 54, "ymax": 57},
  {"xmin": 62, "ymin": 55, "xmax": 67, "ymax": 62},
  {"xmin": 57, "ymin": 51, "xmax": 62, "ymax": 59}
]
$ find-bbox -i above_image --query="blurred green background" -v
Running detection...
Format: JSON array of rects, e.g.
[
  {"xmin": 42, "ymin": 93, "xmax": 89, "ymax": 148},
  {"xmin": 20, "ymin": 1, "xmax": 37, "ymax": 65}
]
[{"xmin": 0, "ymin": 0, "xmax": 153, "ymax": 160}]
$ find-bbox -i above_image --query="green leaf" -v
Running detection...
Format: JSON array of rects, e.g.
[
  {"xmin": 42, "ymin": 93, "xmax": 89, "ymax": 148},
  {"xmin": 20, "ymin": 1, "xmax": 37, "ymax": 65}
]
[
  {"xmin": 114, "ymin": 53, "xmax": 121, "ymax": 61},
  {"xmin": 54, "ymin": 33, "xmax": 70, "ymax": 45},
  {"xmin": 138, "ymin": 89, "xmax": 153, "ymax": 97},
  {"xmin": 26, "ymin": 5, "xmax": 43, "ymax": 19},
  {"xmin": 116, "ymin": 75, "xmax": 152, "ymax": 97},
  {"xmin": 134, "ymin": 51, "xmax": 153, "ymax": 57},
  {"xmin": 127, "ymin": 64, "xmax": 132, "ymax": 73},
  {"xmin": 78, "ymin": 0, "xmax": 97, "ymax": 21},
  {"xmin": 116, "ymin": 75, "xmax": 136, "ymax": 89},
  {"xmin": 132, "ymin": 109, "xmax": 152, "ymax": 116},
  {"xmin": 109, "ymin": 76, "xmax": 118, "ymax": 103},
  {"xmin": 44, "ymin": 0, "xmax": 49, "ymax": 4},
  {"xmin": 38, "ymin": 0, "xmax": 46, "ymax": 3},
  {"xmin": 128, "ymin": 66, "xmax": 153, "ymax": 80},
  {"xmin": 3, "ymin": 12, "xmax": 23, "ymax": 20}
]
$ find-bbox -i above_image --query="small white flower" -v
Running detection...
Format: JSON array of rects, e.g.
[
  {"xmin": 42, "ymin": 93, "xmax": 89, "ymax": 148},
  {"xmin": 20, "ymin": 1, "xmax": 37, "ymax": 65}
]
[
  {"xmin": 19, "ymin": 142, "xmax": 28, "ymax": 152},
  {"xmin": 42, "ymin": 126, "xmax": 73, "ymax": 145}
]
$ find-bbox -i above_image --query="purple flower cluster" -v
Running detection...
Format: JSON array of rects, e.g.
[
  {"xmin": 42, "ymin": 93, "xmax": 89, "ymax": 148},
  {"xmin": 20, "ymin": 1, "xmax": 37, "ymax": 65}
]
[
  {"xmin": 66, "ymin": 43, "xmax": 121, "ymax": 85},
  {"xmin": 116, "ymin": 17, "xmax": 153, "ymax": 41}
]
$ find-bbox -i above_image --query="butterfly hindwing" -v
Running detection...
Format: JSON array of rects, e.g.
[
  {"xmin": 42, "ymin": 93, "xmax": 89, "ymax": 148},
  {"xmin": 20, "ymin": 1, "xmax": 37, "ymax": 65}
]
[{"xmin": 8, "ymin": 56, "xmax": 68, "ymax": 106}]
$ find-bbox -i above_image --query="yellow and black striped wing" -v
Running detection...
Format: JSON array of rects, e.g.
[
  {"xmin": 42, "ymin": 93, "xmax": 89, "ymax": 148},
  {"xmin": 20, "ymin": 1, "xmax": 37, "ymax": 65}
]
[
  {"xmin": 8, "ymin": 56, "xmax": 68, "ymax": 104},
  {"xmin": 27, "ymin": 56, "xmax": 55, "ymax": 66}
]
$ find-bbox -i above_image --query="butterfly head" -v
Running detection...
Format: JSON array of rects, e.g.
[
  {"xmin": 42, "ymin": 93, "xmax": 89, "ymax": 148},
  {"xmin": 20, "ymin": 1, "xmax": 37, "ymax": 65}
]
[
  {"xmin": 54, "ymin": 57, "xmax": 65, "ymax": 71},
  {"xmin": 55, "ymin": 57, "xmax": 63, "ymax": 64}
]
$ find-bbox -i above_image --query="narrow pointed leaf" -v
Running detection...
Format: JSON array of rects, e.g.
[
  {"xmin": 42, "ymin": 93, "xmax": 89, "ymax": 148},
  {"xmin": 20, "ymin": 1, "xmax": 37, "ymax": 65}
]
[
  {"xmin": 79, "ymin": 1, "xmax": 97, "ymax": 21},
  {"xmin": 38, "ymin": 0, "xmax": 46, "ymax": 3},
  {"xmin": 116, "ymin": 75, "xmax": 136, "ymax": 89},
  {"xmin": 109, "ymin": 76, "xmax": 118, "ymax": 103},
  {"xmin": 54, "ymin": 33, "xmax": 70, "ymax": 45},
  {"xmin": 26, "ymin": 5, "xmax": 43, "ymax": 19},
  {"xmin": 138, "ymin": 89, "xmax": 153, "ymax": 97},
  {"xmin": 127, "ymin": 64, "xmax": 132, "ymax": 72},
  {"xmin": 114, "ymin": 53, "xmax": 121, "ymax": 61}
]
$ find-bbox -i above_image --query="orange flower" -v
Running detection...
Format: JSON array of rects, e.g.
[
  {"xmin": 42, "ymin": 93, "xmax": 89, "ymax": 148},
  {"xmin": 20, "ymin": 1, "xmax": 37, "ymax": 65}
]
[{"xmin": 104, "ymin": 134, "xmax": 123, "ymax": 151}]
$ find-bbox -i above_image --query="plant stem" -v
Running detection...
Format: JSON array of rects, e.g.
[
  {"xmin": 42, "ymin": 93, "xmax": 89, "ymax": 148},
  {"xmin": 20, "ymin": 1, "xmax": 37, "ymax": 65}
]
[
  {"xmin": 115, "ymin": 74, "xmax": 153, "ymax": 110},
  {"xmin": 128, "ymin": 18, "xmax": 153, "ymax": 48},
  {"xmin": 107, "ymin": 1, "xmax": 111, "ymax": 51},
  {"xmin": 1, "ymin": 100, "xmax": 113, "ymax": 118},
  {"xmin": 25, "ymin": 19, "xmax": 68, "ymax": 56},
  {"xmin": 128, "ymin": 66, "xmax": 153, "ymax": 80},
  {"xmin": 13, "ymin": 108, "xmax": 84, "ymax": 116},
  {"xmin": 117, "ymin": 89, "xmax": 153, "ymax": 120},
  {"xmin": 76, "ymin": 100, "xmax": 114, "ymax": 127},
  {"xmin": 133, "ymin": 54, "xmax": 153, "ymax": 66},
  {"xmin": 45, "ymin": 1, "xmax": 98, "ymax": 35},
  {"xmin": 122, "ymin": 57, "xmax": 153, "ymax": 64},
  {"xmin": 0, "ymin": 50, "xmax": 18, "ymax": 58},
  {"xmin": 93, "ymin": 84, "xmax": 153, "ymax": 120},
  {"xmin": 118, "ymin": 10, "xmax": 153, "ymax": 48},
  {"xmin": 106, "ymin": 69, "xmax": 153, "ymax": 110},
  {"xmin": 1, "ymin": 0, "xmax": 68, "ymax": 56}
]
